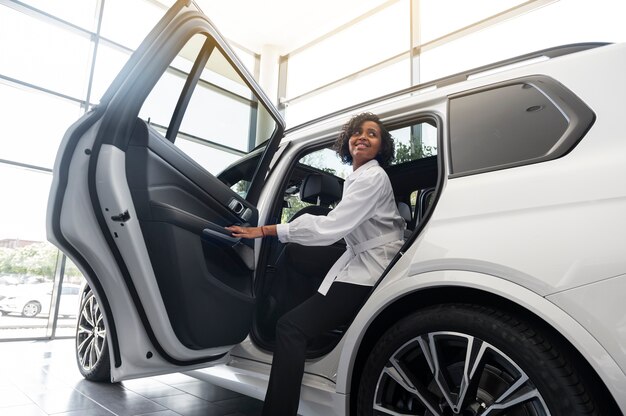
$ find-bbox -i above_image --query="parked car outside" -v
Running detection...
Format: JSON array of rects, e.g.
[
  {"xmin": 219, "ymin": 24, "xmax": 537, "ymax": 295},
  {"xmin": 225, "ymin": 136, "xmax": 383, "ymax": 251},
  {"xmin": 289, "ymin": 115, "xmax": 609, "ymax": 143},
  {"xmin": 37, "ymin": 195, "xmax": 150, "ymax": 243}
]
[
  {"xmin": 0, "ymin": 283, "xmax": 81, "ymax": 318},
  {"xmin": 46, "ymin": 1, "xmax": 626, "ymax": 415},
  {"xmin": 0, "ymin": 275, "xmax": 20, "ymax": 286}
]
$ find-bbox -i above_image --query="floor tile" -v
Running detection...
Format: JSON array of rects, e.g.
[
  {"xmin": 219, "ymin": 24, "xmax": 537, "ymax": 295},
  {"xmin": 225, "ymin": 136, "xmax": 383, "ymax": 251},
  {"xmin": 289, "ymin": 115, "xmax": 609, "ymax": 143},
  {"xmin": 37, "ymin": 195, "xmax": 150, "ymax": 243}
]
[
  {"xmin": 122, "ymin": 378, "xmax": 186, "ymax": 399},
  {"xmin": 171, "ymin": 381, "xmax": 242, "ymax": 402},
  {"xmin": 95, "ymin": 396, "xmax": 167, "ymax": 416},
  {"xmin": 27, "ymin": 388, "xmax": 101, "ymax": 414},
  {"xmin": 0, "ymin": 385, "xmax": 33, "ymax": 408},
  {"xmin": 151, "ymin": 394, "xmax": 231, "ymax": 416},
  {"xmin": 150, "ymin": 373, "xmax": 198, "ymax": 385},
  {"xmin": 213, "ymin": 396, "xmax": 264, "ymax": 413},
  {"xmin": 0, "ymin": 403, "xmax": 47, "ymax": 416},
  {"xmin": 50, "ymin": 406, "xmax": 116, "ymax": 416}
]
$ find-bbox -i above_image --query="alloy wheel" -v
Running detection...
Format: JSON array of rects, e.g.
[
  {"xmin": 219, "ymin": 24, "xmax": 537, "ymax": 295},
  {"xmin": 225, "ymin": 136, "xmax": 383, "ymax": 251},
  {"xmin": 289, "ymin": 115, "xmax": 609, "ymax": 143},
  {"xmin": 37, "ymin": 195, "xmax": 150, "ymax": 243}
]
[
  {"xmin": 76, "ymin": 293, "xmax": 107, "ymax": 372},
  {"xmin": 372, "ymin": 331, "xmax": 550, "ymax": 415}
]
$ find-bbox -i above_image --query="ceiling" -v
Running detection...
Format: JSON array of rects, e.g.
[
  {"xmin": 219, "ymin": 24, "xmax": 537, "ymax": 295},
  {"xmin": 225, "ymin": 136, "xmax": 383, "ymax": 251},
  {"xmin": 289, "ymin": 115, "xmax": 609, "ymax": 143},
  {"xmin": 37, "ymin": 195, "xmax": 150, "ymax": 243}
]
[{"xmin": 194, "ymin": 0, "xmax": 392, "ymax": 55}]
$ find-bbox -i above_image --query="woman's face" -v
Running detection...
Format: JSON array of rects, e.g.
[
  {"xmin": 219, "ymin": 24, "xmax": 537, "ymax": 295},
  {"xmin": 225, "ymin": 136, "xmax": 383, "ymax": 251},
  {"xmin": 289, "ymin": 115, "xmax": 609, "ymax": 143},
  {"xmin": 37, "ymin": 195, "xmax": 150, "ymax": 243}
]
[{"xmin": 349, "ymin": 120, "xmax": 382, "ymax": 169}]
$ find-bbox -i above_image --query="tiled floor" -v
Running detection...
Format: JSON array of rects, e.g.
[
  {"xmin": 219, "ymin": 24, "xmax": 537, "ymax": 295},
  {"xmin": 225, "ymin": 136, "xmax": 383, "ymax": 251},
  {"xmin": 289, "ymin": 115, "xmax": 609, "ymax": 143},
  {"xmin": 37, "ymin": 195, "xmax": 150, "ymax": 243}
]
[{"xmin": 0, "ymin": 338, "xmax": 264, "ymax": 415}]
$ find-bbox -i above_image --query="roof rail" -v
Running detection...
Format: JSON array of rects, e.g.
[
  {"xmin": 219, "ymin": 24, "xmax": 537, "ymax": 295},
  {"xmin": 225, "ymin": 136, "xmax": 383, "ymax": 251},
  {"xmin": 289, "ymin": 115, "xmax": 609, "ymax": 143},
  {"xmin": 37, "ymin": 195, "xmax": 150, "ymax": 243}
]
[{"xmin": 286, "ymin": 42, "xmax": 609, "ymax": 133}]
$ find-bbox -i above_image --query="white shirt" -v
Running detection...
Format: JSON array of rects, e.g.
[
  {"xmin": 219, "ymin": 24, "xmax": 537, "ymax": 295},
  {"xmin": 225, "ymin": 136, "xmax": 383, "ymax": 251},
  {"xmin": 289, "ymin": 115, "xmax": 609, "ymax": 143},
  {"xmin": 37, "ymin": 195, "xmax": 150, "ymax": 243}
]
[{"xmin": 276, "ymin": 159, "xmax": 405, "ymax": 295}]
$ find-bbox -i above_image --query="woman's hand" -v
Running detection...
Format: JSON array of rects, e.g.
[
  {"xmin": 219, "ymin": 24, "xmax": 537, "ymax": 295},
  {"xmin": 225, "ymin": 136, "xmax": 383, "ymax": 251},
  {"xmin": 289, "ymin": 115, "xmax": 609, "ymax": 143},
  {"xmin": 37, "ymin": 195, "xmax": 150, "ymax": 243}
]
[
  {"xmin": 225, "ymin": 225, "xmax": 264, "ymax": 239},
  {"xmin": 226, "ymin": 225, "xmax": 277, "ymax": 239}
]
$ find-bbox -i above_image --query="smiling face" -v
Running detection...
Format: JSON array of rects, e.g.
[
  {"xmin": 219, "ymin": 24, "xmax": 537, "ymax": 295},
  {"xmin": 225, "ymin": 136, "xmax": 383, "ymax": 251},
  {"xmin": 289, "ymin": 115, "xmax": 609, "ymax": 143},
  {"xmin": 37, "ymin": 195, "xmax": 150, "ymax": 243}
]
[{"xmin": 348, "ymin": 120, "xmax": 382, "ymax": 170}]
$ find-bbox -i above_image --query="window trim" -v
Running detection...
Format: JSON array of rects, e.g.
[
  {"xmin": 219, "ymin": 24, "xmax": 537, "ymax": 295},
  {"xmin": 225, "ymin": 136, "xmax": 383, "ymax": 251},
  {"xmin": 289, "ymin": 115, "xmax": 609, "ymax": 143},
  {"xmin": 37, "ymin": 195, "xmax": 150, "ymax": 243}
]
[{"xmin": 446, "ymin": 75, "xmax": 596, "ymax": 178}]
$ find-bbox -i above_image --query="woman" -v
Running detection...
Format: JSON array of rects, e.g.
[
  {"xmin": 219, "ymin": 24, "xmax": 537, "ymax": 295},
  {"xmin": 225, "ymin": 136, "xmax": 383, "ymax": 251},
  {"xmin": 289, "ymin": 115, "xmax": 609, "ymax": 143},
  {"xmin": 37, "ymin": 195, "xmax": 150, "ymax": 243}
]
[{"xmin": 226, "ymin": 112, "xmax": 405, "ymax": 416}]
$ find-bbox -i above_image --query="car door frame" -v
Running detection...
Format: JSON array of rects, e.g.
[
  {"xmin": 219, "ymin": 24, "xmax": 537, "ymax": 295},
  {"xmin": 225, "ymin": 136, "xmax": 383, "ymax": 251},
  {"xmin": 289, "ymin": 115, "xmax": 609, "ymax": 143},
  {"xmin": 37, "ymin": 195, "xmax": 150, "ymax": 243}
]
[{"xmin": 49, "ymin": 0, "xmax": 285, "ymax": 378}]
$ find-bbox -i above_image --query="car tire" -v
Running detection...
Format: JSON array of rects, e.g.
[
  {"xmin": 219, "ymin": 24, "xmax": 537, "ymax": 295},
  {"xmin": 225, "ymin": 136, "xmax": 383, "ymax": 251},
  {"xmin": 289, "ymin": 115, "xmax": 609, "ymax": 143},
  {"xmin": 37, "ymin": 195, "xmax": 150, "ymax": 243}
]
[
  {"xmin": 357, "ymin": 304, "xmax": 601, "ymax": 416},
  {"xmin": 76, "ymin": 290, "xmax": 111, "ymax": 382},
  {"xmin": 22, "ymin": 301, "xmax": 41, "ymax": 317}
]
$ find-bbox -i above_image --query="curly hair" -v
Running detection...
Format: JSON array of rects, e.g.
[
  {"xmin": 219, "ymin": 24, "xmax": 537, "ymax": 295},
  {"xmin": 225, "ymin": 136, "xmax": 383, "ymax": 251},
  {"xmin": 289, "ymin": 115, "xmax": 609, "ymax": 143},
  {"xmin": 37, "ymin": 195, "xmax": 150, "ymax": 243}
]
[{"xmin": 333, "ymin": 112, "xmax": 395, "ymax": 167}]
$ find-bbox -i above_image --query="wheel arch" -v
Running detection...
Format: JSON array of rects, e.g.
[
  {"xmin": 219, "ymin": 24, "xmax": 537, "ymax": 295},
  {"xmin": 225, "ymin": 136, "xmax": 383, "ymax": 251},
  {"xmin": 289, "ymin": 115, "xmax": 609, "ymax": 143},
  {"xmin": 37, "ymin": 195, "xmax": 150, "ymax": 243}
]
[{"xmin": 342, "ymin": 275, "xmax": 623, "ymax": 415}]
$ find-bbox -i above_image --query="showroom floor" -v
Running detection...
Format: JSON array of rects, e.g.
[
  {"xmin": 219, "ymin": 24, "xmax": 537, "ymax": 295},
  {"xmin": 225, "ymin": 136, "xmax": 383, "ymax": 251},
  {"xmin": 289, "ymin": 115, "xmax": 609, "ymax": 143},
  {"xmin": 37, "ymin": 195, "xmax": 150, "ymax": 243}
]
[{"xmin": 0, "ymin": 338, "xmax": 264, "ymax": 416}]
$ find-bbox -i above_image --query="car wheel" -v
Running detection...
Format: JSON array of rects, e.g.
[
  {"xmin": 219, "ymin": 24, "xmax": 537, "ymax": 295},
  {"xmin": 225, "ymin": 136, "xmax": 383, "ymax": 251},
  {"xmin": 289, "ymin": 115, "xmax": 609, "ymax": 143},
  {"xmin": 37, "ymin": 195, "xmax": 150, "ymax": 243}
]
[
  {"xmin": 357, "ymin": 304, "xmax": 601, "ymax": 416},
  {"xmin": 22, "ymin": 301, "xmax": 41, "ymax": 317},
  {"xmin": 76, "ymin": 290, "xmax": 111, "ymax": 382}
]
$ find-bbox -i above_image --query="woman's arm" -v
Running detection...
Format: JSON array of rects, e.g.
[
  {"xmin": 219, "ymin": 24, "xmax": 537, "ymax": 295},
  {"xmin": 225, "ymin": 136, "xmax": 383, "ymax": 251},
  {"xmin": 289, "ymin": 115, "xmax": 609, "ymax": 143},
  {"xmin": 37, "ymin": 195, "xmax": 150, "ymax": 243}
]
[
  {"xmin": 225, "ymin": 224, "xmax": 277, "ymax": 239},
  {"xmin": 226, "ymin": 167, "xmax": 389, "ymax": 243},
  {"xmin": 281, "ymin": 168, "xmax": 388, "ymax": 245}
]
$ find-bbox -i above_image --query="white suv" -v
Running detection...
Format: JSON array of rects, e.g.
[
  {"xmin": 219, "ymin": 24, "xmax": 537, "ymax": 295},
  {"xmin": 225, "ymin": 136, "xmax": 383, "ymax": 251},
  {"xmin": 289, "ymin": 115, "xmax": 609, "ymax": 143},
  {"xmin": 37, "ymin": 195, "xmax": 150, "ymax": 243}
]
[{"xmin": 47, "ymin": 1, "xmax": 626, "ymax": 415}]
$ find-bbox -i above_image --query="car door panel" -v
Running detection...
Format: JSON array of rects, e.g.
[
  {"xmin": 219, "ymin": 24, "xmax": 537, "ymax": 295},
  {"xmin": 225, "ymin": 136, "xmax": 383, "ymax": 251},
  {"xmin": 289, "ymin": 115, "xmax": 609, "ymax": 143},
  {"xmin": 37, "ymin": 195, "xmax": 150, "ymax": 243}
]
[
  {"xmin": 123, "ymin": 119, "xmax": 255, "ymax": 349},
  {"xmin": 128, "ymin": 120, "xmax": 258, "ymax": 227}
]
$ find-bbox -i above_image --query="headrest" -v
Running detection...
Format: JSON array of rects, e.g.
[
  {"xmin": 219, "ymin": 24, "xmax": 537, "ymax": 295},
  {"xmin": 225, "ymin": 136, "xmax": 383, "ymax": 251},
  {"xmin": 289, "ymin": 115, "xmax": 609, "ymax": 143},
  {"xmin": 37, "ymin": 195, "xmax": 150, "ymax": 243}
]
[{"xmin": 300, "ymin": 174, "xmax": 342, "ymax": 206}]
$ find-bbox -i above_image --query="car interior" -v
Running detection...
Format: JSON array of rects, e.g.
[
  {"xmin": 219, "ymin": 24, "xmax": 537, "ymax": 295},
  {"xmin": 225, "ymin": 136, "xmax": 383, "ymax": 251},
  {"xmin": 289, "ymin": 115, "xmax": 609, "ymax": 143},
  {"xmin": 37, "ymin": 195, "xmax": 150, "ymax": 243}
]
[{"xmin": 245, "ymin": 121, "xmax": 440, "ymax": 356}]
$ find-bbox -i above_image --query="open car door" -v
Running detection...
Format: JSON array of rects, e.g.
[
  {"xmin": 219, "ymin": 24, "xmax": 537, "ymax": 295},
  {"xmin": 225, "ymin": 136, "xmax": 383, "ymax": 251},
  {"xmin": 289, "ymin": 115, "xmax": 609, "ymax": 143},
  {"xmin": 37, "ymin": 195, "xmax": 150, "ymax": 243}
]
[{"xmin": 47, "ymin": 0, "xmax": 284, "ymax": 381}]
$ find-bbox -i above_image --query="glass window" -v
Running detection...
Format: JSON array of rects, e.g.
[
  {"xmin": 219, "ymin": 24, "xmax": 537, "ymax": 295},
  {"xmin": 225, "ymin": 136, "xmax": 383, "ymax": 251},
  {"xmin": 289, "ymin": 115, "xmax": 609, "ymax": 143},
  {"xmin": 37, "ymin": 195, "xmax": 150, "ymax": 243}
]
[
  {"xmin": 419, "ymin": 0, "xmax": 626, "ymax": 83},
  {"xmin": 100, "ymin": 0, "xmax": 170, "ymax": 50},
  {"xmin": 287, "ymin": 1, "xmax": 409, "ymax": 99},
  {"xmin": 299, "ymin": 148, "xmax": 352, "ymax": 179},
  {"xmin": 391, "ymin": 122, "xmax": 438, "ymax": 165},
  {"xmin": 175, "ymin": 136, "xmax": 242, "ymax": 175},
  {"xmin": 90, "ymin": 42, "xmax": 132, "ymax": 104},
  {"xmin": 410, "ymin": 190, "xmax": 418, "ymax": 213},
  {"xmin": 449, "ymin": 81, "xmax": 570, "ymax": 176},
  {"xmin": 286, "ymin": 57, "xmax": 410, "ymax": 127},
  {"xmin": 231, "ymin": 45, "xmax": 258, "ymax": 76},
  {"xmin": 19, "ymin": 0, "xmax": 100, "ymax": 31},
  {"xmin": 139, "ymin": 66, "xmax": 189, "ymax": 130},
  {"xmin": 0, "ymin": 164, "xmax": 53, "ymax": 243},
  {"xmin": 139, "ymin": 33, "xmax": 278, "ymax": 185},
  {"xmin": 0, "ymin": 6, "xmax": 92, "ymax": 98},
  {"xmin": 55, "ymin": 260, "xmax": 86, "ymax": 337},
  {"xmin": 0, "ymin": 81, "xmax": 83, "ymax": 169},
  {"xmin": 0, "ymin": 164, "xmax": 57, "ymax": 339},
  {"xmin": 179, "ymin": 80, "xmax": 255, "ymax": 152},
  {"xmin": 420, "ymin": 0, "xmax": 526, "ymax": 43},
  {"xmin": 281, "ymin": 147, "xmax": 349, "ymax": 223}
]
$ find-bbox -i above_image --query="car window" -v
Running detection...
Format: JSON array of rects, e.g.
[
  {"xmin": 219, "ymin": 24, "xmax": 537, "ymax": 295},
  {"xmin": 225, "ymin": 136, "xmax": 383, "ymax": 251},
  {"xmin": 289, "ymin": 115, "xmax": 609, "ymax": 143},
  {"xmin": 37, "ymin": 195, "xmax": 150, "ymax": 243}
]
[
  {"xmin": 448, "ymin": 76, "xmax": 594, "ymax": 176},
  {"xmin": 139, "ymin": 33, "xmax": 277, "ymax": 196},
  {"xmin": 391, "ymin": 122, "xmax": 437, "ymax": 164},
  {"xmin": 280, "ymin": 148, "xmax": 348, "ymax": 223}
]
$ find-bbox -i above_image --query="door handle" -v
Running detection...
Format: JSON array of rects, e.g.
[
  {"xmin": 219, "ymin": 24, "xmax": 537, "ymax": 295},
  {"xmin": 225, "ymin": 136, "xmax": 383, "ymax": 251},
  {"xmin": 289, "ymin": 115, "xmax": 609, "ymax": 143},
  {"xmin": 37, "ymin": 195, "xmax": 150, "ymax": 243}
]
[{"xmin": 202, "ymin": 221, "xmax": 241, "ymax": 245}]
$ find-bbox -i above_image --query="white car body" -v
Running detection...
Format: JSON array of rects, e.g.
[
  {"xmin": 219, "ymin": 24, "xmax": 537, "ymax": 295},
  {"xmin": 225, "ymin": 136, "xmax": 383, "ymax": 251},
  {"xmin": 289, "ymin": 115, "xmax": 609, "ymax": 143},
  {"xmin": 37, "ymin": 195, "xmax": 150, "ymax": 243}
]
[
  {"xmin": 192, "ymin": 43, "xmax": 626, "ymax": 414},
  {"xmin": 46, "ymin": 1, "xmax": 626, "ymax": 414}
]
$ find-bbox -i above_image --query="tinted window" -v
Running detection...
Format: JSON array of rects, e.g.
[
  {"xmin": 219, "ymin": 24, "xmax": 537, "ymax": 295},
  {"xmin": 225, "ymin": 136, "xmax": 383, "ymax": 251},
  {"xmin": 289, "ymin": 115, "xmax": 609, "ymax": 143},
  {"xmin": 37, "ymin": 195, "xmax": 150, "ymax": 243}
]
[{"xmin": 448, "ymin": 77, "xmax": 593, "ymax": 176}]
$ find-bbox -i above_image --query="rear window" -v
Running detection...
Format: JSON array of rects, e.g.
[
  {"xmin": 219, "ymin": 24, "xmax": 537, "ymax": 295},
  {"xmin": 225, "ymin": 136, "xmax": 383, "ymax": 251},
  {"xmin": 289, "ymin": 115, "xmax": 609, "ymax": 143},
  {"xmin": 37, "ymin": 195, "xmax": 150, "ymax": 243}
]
[{"xmin": 448, "ymin": 76, "xmax": 594, "ymax": 177}]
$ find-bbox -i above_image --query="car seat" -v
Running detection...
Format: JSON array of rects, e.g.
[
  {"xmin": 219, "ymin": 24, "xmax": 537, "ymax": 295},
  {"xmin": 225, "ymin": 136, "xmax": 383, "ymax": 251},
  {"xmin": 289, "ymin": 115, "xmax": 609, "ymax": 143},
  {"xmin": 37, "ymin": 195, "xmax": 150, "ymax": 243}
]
[{"xmin": 289, "ymin": 173, "xmax": 342, "ymax": 221}]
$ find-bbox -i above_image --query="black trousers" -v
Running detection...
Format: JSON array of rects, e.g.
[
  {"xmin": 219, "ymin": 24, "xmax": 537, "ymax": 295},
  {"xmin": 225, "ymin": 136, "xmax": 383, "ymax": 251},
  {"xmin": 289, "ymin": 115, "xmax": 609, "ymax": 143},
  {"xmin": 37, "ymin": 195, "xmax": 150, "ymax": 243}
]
[{"xmin": 262, "ymin": 282, "xmax": 372, "ymax": 416}]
